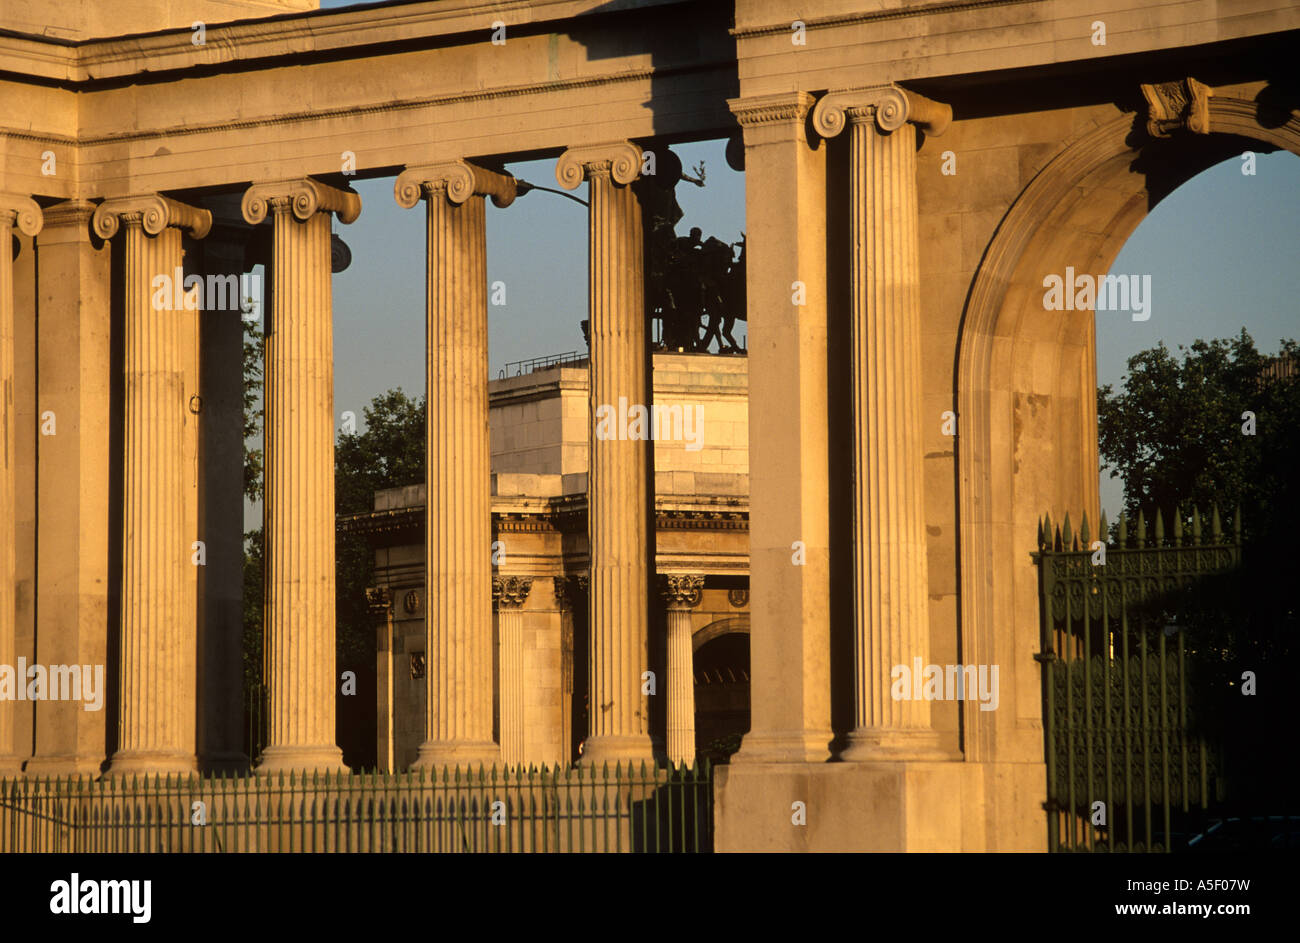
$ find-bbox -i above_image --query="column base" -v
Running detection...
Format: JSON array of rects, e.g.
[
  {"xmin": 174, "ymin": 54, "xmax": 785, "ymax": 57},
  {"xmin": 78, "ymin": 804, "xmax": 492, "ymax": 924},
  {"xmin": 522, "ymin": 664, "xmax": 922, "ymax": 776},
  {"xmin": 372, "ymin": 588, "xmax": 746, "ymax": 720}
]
[
  {"xmin": 255, "ymin": 744, "xmax": 347, "ymax": 776},
  {"xmin": 577, "ymin": 734, "xmax": 655, "ymax": 769},
  {"xmin": 0, "ymin": 754, "xmax": 23, "ymax": 777},
  {"xmin": 411, "ymin": 740, "xmax": 500, "ymax": 771},
  {"xmin": 838, "ymin": 727, "xmax": 959, "ymax": 763},
  {"xmin": 105, "ymin": 750, "xmax": 199, "ymax": 777},
  {"xmin": 730, "ymin": 729, "xmax": 833, "ymax": 765},
  {"xmin": 23, "ymin": 753, "xmax": 105, "ymax": 778}
]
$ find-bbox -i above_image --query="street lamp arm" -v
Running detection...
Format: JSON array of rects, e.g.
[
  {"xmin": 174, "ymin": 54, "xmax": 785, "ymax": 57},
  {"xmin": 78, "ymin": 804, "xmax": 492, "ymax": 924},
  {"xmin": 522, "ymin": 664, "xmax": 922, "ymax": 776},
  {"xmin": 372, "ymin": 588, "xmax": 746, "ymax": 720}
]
[{"xmin": 514, "ymin": 179, "xmax": 590, "ymax": 207}]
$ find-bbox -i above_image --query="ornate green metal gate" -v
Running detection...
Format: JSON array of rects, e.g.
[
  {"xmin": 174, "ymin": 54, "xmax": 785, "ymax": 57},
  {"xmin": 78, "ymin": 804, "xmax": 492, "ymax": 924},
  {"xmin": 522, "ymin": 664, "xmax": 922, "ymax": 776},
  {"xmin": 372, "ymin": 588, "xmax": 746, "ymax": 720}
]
[{"xmin": 1033, "ymin": 507, "xmax": 1240, "ymax": 852}]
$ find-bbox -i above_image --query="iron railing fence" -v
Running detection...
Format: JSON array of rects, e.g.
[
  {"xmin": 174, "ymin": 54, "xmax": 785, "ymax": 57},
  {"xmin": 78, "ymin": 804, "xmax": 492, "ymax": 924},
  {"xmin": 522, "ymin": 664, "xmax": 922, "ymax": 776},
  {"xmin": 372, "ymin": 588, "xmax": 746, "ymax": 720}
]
[
  {"xmin": 0, "ymin": 761, "xmax": 712, "ymax": 853},
  {"xmin": 1033, "ymin": 506, "xmax": 1242, "ymax": 852}
]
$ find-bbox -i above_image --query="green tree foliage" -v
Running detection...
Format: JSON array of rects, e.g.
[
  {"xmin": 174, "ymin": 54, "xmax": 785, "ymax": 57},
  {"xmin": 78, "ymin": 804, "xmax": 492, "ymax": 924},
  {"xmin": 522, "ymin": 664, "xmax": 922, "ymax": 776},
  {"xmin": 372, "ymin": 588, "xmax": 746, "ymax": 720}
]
[
  {"xmin": 242, "ymin": 323, "xmax": 264, "ymax": 697},
  {"xmin": 1098, "ymin": 330, "xmax": 1298, "ymax": 533},
  {"xmin": 1098, "ymin": 330, "xmax": 1298, "ymax": 811}
]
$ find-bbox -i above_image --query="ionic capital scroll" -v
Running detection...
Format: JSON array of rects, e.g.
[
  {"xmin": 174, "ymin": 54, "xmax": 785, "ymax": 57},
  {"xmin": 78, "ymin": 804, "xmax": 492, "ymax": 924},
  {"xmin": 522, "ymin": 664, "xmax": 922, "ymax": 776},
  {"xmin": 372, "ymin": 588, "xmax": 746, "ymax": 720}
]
[
  {"xmin": 394, "ymin": 160, "xmax": 518, "ymax": 209},
  {"xmin": 0, "ymin": 194, "xmax": 43, "ymax": 237},
  {"xmin": 241, "ymin": 177, "xmax": 361, "ymax": 226},
  {"xmin": 555, "ymin": 141, "xmax": 642, "ymax": 191},
  {"xmin": 92, "ymin": 193, "xmax": 212, "ymax": 241},
  {"xmin": 813, "ymin": 85, "xmax": 952, "ymax": 139}
]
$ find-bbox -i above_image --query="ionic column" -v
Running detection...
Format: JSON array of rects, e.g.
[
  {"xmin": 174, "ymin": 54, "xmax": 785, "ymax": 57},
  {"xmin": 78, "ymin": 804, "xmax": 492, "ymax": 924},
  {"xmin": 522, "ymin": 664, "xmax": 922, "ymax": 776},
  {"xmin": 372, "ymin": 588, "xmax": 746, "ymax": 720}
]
[
  {"xmin": 241, "ymin": 178, "xmax": 360, "ymax": 773},
  {"xmin": 91, "ymin": 195, "xmax": 212, "ymax": 774},
  {"xmin": 556, "ymin": 142, "xmax": 654, "ymax": 765},
  {"xmin": 813, "ymin": 86, "xmax": 953, "ymax": 760},
  {"xmin": 0, "ymin": 195, "xmax": 42, "ymax": 775},
  {"xmin": 493, "ymin": 576, "xmax": 533, "ymax": 767},
  {"xmin": 395, "ymin": 161, "xmax": 515, "ymax": 767},
  {"xmin": 659, "ymin": 575, "xmax": 703, "ymax": 766}
]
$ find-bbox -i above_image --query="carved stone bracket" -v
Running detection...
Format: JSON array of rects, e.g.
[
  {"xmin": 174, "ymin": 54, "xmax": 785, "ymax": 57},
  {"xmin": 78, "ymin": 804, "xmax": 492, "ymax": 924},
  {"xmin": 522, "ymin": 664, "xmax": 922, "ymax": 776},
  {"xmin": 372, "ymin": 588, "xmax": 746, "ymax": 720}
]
[
  {"xmin": 812, "ymin": 85, "xmax": 952, "ymax": 140},
  {"xmin": 555, "ymin": 140, "xmax": 643, "ymax": 190},
  {"xmin": 1141, "ymin": 77, "xmax": 1213, "ymax": 138},
  {"xmin": 493, "ymin": 575, "xmax": 534, "ymax": 609},
  {"xmin": 92, "ymin": 193, "xmax": 212, "ymax": 240},
  {"xmin": 0, "ymin": 194, "xmax": 44, "ymax": 237},
  {"xmin": 659, "ymin": 574, "xmax": 705, "ymax": 610},
  {"xmin": 394, "ymin": 160, "xmax": 518, "ymax": 209},
  {"xmin": 241, "ymin": 177, "xmax": 362, "ymax": 225}
]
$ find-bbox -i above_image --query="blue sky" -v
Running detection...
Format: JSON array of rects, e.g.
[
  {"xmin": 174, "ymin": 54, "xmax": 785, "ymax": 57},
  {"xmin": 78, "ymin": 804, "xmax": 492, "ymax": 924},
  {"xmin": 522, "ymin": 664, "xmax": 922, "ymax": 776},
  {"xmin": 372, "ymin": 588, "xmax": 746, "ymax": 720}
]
[{"xmin": 262, "ymin": 1, "xmax": 1300, "ymax": 526}]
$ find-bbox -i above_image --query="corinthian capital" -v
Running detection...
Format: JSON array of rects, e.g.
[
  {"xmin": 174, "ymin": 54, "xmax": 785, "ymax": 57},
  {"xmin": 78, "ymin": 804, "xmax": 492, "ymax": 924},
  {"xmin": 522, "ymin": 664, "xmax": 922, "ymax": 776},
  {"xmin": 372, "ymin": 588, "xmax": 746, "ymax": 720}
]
[
  {"xmin": 0, "ymin": 194, "xmax": 43, "ymax": 237},
  {"xmin": 555, "ymin": 141, "xmax": 643, "ymax": 191},
  {"xmin": 394, "ymin": 160, "xmax": 518, "ymax": 209},
  {"xmin": 91, "ymin": 193, "xmax": 212, "ymax": 240},
  {"xmin": 493, "ymin": 576, "xmax": 534, "ymax": 609},
  {"xmin": 813, "ymin": 85, "xmax": 952, "ymax": 139},
  {"xmin": 240, "ymin": 177, "xmax": 361, "ymax": 226},
  {"xmin": 659, "ymin": 574, "xmax": 705, "ymax": 610}
]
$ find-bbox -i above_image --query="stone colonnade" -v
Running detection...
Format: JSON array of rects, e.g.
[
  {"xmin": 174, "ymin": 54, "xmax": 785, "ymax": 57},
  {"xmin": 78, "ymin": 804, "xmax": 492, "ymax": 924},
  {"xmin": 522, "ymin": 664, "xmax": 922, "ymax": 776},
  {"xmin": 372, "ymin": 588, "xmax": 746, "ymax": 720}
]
[{"xmin": 3, "ymin": 82, "xmax": 950, "ymax": 773}]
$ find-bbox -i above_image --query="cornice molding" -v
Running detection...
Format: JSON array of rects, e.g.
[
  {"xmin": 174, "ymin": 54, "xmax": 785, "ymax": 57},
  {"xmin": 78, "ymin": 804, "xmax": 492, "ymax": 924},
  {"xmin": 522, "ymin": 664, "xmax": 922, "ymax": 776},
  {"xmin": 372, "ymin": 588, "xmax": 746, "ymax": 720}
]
[
  {"xmin": 241, "ymin": 177, "xmax": 361, "ymax": 225},
  {"xmin": 731, "ymin": 0, "xmax": 1041, "ymax": 39},
  {"xmin": 91, "ymin": 192, "xmax": 211, "ymax": 240}
]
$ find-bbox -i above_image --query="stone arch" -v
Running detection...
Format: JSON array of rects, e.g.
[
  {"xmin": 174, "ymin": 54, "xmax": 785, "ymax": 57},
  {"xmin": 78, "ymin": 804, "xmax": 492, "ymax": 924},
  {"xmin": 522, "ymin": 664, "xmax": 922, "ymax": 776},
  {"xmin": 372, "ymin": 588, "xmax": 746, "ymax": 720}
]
[
  {"xmin": 691, "ymin": 615, "xmax": 750, "ymax": 652},
  {"xmin": 954, "ymin": 88, "xmax": 1300, "ymax": 764}
]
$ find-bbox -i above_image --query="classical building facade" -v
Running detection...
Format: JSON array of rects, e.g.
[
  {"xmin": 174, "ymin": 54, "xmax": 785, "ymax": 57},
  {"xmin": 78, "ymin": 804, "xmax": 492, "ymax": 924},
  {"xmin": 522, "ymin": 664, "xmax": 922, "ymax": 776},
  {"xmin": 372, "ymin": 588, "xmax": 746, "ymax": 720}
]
[
  {"xmin": 341, "ymin": 353, "xmax": 751, "ymax": 772},
  {"xmin": 1, "ymin": 0, "xmax": 1297, "ymax": 850}
]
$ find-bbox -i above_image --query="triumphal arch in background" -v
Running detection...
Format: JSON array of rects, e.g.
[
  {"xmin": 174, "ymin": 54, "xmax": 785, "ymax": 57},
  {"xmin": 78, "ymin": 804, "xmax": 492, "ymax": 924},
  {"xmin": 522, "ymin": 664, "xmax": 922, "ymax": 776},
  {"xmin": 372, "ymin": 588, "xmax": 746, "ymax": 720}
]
[{"xmin": 1, "ymin": 0, "xmax": 1297, "ymax": 851}]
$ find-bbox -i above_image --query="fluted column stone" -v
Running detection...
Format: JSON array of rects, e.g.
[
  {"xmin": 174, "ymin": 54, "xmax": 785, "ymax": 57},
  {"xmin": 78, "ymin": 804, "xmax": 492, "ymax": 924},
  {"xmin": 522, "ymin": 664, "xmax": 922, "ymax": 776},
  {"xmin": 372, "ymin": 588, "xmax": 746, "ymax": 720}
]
[
  {"xmin": 92, "ymin": 194, "xmax": 212, "ymax": 774},
  {"xmin": 0, "ymin": 195, "xmax": 42, "ymax": 775},
  {"xmin": 556, "ymin": 142, "xmax": 654, "ymax": 765},
  {"xmin": 493, "ymin": 576, "xmax": 533, "ymax": 768},
  {"xmin": 395, "ymin": 161, "xmax": 515, "ymax": 767},
  {"xmin": 242, "ymin": 178, "xmax": 359, "ymax": 773},
  {"xmin": 813, "ymin": 86, "xmax": 953, "ymax": 760},
  {"xmin": 659, "ymin": 575, "xmax": 703, "ymax": 766}
]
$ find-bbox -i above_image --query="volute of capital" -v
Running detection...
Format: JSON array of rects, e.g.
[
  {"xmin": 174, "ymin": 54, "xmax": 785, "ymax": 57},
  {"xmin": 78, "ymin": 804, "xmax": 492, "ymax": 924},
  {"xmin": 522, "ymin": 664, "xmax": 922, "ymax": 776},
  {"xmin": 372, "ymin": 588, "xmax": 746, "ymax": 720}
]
[
  {"xmin": 0, "ymin": 194, "xmax": 43, "ymax": 237},
  {"xmin": 394, "ymin": 161, "xmax": 518, "ymax": 209},
  {"xmin": 659, "ymin": 574, "xmax": 705, "ymax": 609},
  {"xmin": 493, "ymin": 575, "xmax": 534, "ymax": 608},
  {"xmin": 92, "ymin": 193, "xmax": 212, "ymax": 241},
  {"xmin": 813, "ymin": 86, "xmax": 952, "ymax": 139},
  {"xmin": 241, "ymin": 178, "xmax": 362, "ymax": 226},
  {"xmin": 555, "ymin": 141, "xmax": 642, "ymax": 191}
]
